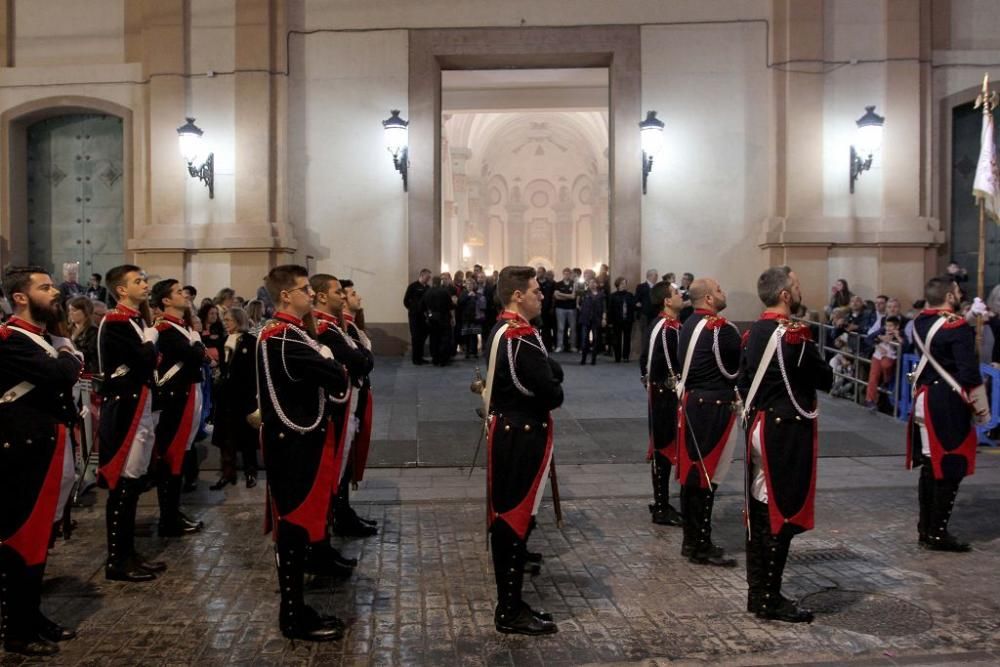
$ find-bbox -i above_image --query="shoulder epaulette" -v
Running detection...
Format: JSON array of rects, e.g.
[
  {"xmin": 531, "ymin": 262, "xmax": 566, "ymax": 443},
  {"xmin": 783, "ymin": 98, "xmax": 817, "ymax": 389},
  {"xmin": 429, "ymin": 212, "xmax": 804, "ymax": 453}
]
[
  {"xmin": 704, "ymin": 315, "xmax": 728, "ymax": 331},
  {"xmin": 104, "ymin": 311, "xmax": 132, "ymax": 323},
  {"xmin": 942, "ymin": 313, "xmax": 968, "ymax": 330},
  {"xmin": 315, "ymin": 320, "xmax": 330, "ymax": 335},
  {"xmin": 0, "ymin": 325, "xmax": 10, "ymax": 341},
  {"xmin": 783, "ymin": 320, "xmax": 812, "ymax": 344},
  {"xmin": 155, "ymin": 321, "xmax": 173, "ymax": 333},
  {"xmin": 503, "ymin": 321, "xmax": 537, "ymax": 340},
  {"xmin": 259, "ymin": 319, "xmax": 289, "ymax": 341}
]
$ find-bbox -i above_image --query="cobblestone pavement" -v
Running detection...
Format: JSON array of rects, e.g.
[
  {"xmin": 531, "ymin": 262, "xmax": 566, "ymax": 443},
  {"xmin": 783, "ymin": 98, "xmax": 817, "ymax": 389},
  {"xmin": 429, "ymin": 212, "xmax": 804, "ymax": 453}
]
[{"xmin": 4, "ymin": 452, "xmax": 1000, "ymax": 667}]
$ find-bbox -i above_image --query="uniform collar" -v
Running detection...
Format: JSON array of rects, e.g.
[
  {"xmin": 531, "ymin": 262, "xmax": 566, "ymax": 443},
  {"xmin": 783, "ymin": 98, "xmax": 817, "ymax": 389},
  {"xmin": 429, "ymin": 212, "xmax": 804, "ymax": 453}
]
[
  {"xmin": 921, "ymin": 307, "xmax": 953, "ymax": 316},
  {"xmin": 500, "ymin": 310, "xmax": 530, "ymax": 326},
  {"xmin": 342, "ymin": 312, "xmax": 355, "ymax": 325},
  {"xmin": 115, "ymin": 303, "xmax": 140, "ymax": 318},
  {"xmin": 658, "ymin": 311, "xmax": 679, "ymax": 323},
  {"xmin": 6, "ymin": 316, "xmax": 45, "ymax": 335},
  {"xmin": 313, "ymin": 309, "xmax": 339, "ymax": 326},
  {"xmin": 694, "ymin": 308, "xmax": 715, "ymax": 317},
  {"xmin": 759, "ymin": 311, "xmax": 785, "ymax": 321},
  {"xmin": 161, "ymin": 313, "xmax": 186, "ymax": 327},
  {"xmin": 274, "ymin": 311, "xmax": 304, "ymax": 327}
]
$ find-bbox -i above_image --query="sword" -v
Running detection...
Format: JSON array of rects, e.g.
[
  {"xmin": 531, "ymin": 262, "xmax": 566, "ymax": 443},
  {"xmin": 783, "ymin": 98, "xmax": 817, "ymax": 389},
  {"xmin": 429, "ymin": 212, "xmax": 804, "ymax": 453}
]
[
  {"xmin": 468, "ymin": 410, "xmax": 487, "ymax": 479},
  {"xmin": 549, "ymin": 458, "xmax": 563, "ymax": 528},
  {"xmin": 679, "ymin": 392, "xmax": 715, "ymax": 489}
]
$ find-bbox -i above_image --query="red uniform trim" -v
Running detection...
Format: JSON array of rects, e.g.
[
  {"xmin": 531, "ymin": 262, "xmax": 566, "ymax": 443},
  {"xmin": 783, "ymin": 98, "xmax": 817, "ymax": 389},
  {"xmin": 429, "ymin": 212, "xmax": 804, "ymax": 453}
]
[
  {"xmin": 329, "ymin": 396, "xmax": 353, "ymax": 496},
  {"xmin": 259, "ymin": 322, "xmax": 289, "ymax": 342},
  {"xmin": 5, "ymin": 317, "xmax": 45, "ymax": 335},
  {"xmin": 98, "ymin": 386, "xmax": 150, "ymax": 491},
  {"xmin": 103, "ymin": 311, "xmax": 133, "ymax": 323},
  {"xmin": 677, "ymin": 392, "xmax": 736, "ymax": 488},
  {"xmin": 162, "ymin": 386, "xmax": 198, "ymax": 475},
  {"xmin": 280, "ymin": 418, "xmax": 339, "ymax": 543},
  {"xmin": 918, "ymin": 388, "xmax": 977, "ymax": 480},
  {"xmin": 4, "ymin": 425, "xmax": 66, "ymax": 566},
  {"xmin": 488, "ymin": 416, "xmax": 555, "ymax": 540},
  {"xmin": 755, "ymin": 411, "xmax": 818, "ymax": 535}
]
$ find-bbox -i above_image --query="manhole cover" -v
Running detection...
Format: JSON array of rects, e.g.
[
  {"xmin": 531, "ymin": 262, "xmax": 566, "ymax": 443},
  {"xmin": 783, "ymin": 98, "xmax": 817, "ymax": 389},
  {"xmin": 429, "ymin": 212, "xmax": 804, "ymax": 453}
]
[
  {"xmin": 801, "ymin": 589, "xmax": 933, "ymax": 637},
  {"xmin": 788, "ymin": 547, "xmax": 861, "ymax": 563}
]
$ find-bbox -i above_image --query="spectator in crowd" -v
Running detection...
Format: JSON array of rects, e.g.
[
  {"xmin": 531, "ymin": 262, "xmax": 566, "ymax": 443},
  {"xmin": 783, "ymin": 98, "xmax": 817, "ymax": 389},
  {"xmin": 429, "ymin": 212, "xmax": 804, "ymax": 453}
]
[
  {"xmin": 663, "ymin": 272, "xmax": 677, "ymax": 289},
  {"xmin": 635, "ymin": 269, "xmax": 659, "ymax": 337},
  {"xmin": 948, "ymin": 260, "xmax": 970, "ymax": 299},
  {"xmin": 828, "ymin": 306, "xmax": 854, "ymax": 398},
  {"xmin": 578, "ymin": 278, "xmax": 606, "ymax": 365},
  {"xmin": 210, "ymin": 307, "xmax": 259, "ymax": 490},
  {"xmin": 826, "ymin": 278, "xmax": 853, "ymax": 317},
  {"xmin": 182, "ymin": 284, "xmax": 198, "ymax": 309},
  {"xmin": 198, "ymin": 302, "xmax": 226, "ymax": 365},
  {"xmin": 846, "ymin": 294, "xmax": 872, "ymax": 344},
  {"xmin": 91, "ymin": 299, "xmax": 108, "ymax": 326},
  {"xmin": 554, "ymin": 267, "xmax": 578, "ymax": 352},
  {"xmin": 0, "ymin": 284, "xmax": 10, "ymax": 319},
  {"xmin": 482, "ymin": 273, "xmax": 499, "ymax": 344},
  {"xmin": 865, "ymin": 316, "xmax": 903, "ymax": 411},
  {"xmin": 67, "ymin": 295, "xmax": 99, "ymax": 374},
  {"xmin": 679, "ymin": 272, "xmax": 695, "ymax": 321},
  {"xmin": 608, "ymin": 276, "xmax": 636, "ymax": 362},
  {"xmin": 422, "ymin": 275, "xmax": 454, "ymax": 366},
  {"xmin": 86, "ymin": 272, "xmax": 110, "ymax": 304},
  {"xmin": 58, "ymin": 262, "xmax": 84, "ymax": 303},
  {"xmin": 213, "ymin": 288, "xmax": 236, "ymax": 316},
  {"xmin": 404, "ymin": 268, "xmax": 432, "ymax": 365},
  {"xmin": 458, "ymin": 278, "xmax": 485, "ymax": 358},
  {"xmin": 244, "ymin": 299, "xmax": 265, "ymax": 332},
  {"xmin": 254, "ymin": 283, "xmax": 275, "ymax": 318},
  {"xmin": 537, "ymin": 266, "xmax": 556, "ymax": 350}
]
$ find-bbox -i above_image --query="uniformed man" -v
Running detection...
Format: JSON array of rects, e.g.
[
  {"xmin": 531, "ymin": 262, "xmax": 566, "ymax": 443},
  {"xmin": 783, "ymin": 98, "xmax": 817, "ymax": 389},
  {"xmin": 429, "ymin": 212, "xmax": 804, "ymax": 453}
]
[
  {"xmin": 739, "ymin": 266, "xmax": 832, "ymax": 623},
  {"xmin": 97, "ymin": 264, "xmax": 166, "ymax": 582},
  {"xmin": 907, "ymin": 276, "xmax": 990, "ymax": 551},
  {"xmin": 483, "ymin": 265, "xmax": 562, "ymax": 636},
  {"xmin": 258, "ymin": 265, "xmax": 349, "ymax": 641},
  {"xmin": 638, "ymin": 280, "xmax": 683, "ymax": 526},
  {"xmin": 310, "ymin": 275, "xmax": 376, "ymax": 540},
  {"xmin": 339, "ymin": 280, "xmax": 378, "ymax": 528},
  {"xmin": 0, "ymin": 267, "xmax": 82, "ymax": 656},
  {"xmin": 675, "ymin": 278, "xmax": 741, "ymax": 567},
  {"xmin": 149, "ymin": 279, "xmax": 206, "ymax": 537}
]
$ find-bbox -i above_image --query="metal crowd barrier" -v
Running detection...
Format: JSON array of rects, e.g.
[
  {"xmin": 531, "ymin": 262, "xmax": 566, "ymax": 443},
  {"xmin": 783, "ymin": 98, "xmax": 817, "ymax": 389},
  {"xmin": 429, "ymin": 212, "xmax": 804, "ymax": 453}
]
[
  {"xmin": 897, "ymin": 352, "xmax": 1000, "ymax": 446},
  {"xmin": 796, "ymin": 318, "xmax": 905, "ymax": 419}
]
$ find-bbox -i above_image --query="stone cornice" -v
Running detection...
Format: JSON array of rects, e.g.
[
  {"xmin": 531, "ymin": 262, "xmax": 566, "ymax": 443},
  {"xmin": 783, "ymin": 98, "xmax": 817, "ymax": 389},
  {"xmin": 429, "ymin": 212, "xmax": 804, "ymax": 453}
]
[
  {"xmin": 758, "ymin": 216, "xmax": 945, "ymax": 248},
  {"xmin": 128, "ymin": 222, "xmax": 297, "ymax": 253}
]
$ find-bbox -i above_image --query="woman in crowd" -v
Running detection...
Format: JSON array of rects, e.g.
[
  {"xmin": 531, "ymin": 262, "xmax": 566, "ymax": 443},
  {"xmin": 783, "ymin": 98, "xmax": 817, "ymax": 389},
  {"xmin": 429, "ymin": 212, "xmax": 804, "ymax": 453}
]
[
  {"xmin": 210, "ymin": 307, "xmax": 259, "ymax": 490},
  {"xmin": 826, "ymin": 278, "xmax": 853, "ymax": 317},
  {"xmin": 244, "ymin": 299, "xmax": 265, "ymax": 332},
  {"xmin": 458, "ymin": 278, "xmax": 484, "ymax": 358},
  {"xmin": 198, "ymin": 302, "xmax": 226, "ymax": 363},
  {"xmin": 67, "ymin": 296, "xmax": 99, "ymax": 374},
  {"xmin": 213, "ymin": 287, "xmax": 236, "ymax": 316},
  {"xmin": 579, "ymin": 278, "xmax": 606, "ymax": 365}
]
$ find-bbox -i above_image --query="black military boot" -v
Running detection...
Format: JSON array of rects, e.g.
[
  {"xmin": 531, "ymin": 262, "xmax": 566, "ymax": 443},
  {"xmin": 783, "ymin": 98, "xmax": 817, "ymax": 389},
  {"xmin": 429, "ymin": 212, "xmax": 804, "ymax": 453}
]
[
  {"xmin": 688, "ymin": 486, "xmax": 736, "ymax": 567},
  {"xmin": 305, "ymin": 539, "xmax": 356, "ymax": 577},
  {"xmin": 922, "ymin": 479, "xmax": 970, "ymax": 552},
  {"xmin": 756, "ymin": 527, "xmax": 813, "ymax": 623},
  {"xmin": 492, "ymin": 523, "xmax": 556, "ymax": 635},
  {"xmin": 105, "ymin": 481, "xmax": 156, "ymax": 583},
  {"xmin": 276, "ymin": 524, "xmax": 344, "ymax": 641},
  {"xmin": 917, "ymin": 459, "xmax": 933, "ymax": 545},
  {"xmin": 745, "ymin": 499, "xmax": 768, "ymax": 614},
  {"xmin": 25, "ymin": 561, "xmax": 75, "ymax": 644},
  {"xmin": 649, "ymin": 454, "xmax": 682, "ymax": 526},
  {"xmin": 332, "ymin": 480, "xmax": 377, "ymax": 538},
  {"xmin": 1, "ymin": 551, "xmax": 59, "ymax": 657},
  {"xmin": 680, "ymin": 483, "xmax": 696, "ymax": 557},
  {"xmin": 158, "ymin": 475, "xmax": 203, "ymax": 537}
]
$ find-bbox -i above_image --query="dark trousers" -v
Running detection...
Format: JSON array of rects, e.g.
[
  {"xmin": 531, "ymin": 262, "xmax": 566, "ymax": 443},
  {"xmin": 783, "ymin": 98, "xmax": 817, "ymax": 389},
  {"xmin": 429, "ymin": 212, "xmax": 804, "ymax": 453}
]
[
  {"xmin": 429, "ymin": 319, "xmax": 452, "ymax": 365},
  {"xmin": 610, "ymin": 321, "xmax": 633, "ymax": 362},
  {"xmin": 580, "ymin": 323, "xmax": 600, "ymax": 363},
  {"xmin": 408, "ymin": 311, "xmax": 427, "ymax": 363},
  {"xmin": 220, "ymin": 433, "xmax": 259, "ymax": 481}
]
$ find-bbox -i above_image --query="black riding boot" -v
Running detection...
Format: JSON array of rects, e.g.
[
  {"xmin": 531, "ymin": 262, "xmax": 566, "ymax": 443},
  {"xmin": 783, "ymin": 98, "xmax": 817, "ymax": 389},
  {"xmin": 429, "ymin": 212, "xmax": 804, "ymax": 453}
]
[
  {"xmin": 649, "ymin": 454, "xmax": 681, "ymax": 526},
  {"xmin": 680, "ymin": 483, "xmax": 696, "ymax": 556},
  {"xmin": 922, "ymin": 478, "xmax": 970, "ymax": 552},
  {"xmin": 917, "ymin": 459, "xmax": 934, "ymax": 544},
  {"xmin": 755, "ymin": 515, "xmax": 813, "ymax": 623},
  {"xmin": 276, "ymin": 523, "xmax": 343, "ymax": 641},
  {"xmin": 491, "ymin": 522, "xmax": 556, "ymax": 635},
  {"xmin": 158, "ymin": 474, "xmax": 202, "ymax": 537},
  {"xmin": 1, "ymin": 549, "xmax": 60, "ymax": 656},
  {"xmin": 332, "ymin": 474, "xmax": 376, "ymax": 538},
  {"xmin": 105, "ymin": 480, "xmax": 156, "ymax": 582},
  {"xmin": 687, "ymin": 485, "xmax": 736, "ymax": 567},
  {"xmin": 745, "ymin": 499, "xmax": 768, "ymax": 614}
]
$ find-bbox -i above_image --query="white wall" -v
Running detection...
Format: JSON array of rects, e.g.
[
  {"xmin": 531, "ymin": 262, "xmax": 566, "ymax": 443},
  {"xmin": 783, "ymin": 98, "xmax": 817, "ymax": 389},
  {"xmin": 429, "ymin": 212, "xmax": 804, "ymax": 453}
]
[
  {"xmin": 288, "ymin": 30, "xmax": 409, "ymax": 324},
  {"xmin": 13, "ymin": 0, "xmax": 123, "ymax": 66},
  {"xmin": 640, "ymin": 22, "xmax": 771, "ymax": 320},
  {"xmin": 950, "ymin": 0, "xmax": 1000, "ymax": 50}
]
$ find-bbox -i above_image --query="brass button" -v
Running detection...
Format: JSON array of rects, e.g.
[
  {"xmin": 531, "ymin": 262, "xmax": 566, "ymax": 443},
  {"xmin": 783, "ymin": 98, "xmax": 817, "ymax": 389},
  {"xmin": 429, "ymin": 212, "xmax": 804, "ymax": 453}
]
[
  {"xmin": 504, "ymin": 425, "xmax": 510, "ymax": 432},
  {"xmin": 2, "ymin": 442, "xmax": 9, "ymax": 449},
  {"xmin": 524, "ymin": 424, "xmax": 531, "ymax": 432},
  {"xmin": 25, "ymin": 439, "xmax": 32, "ymax": 444},
  {"xmin": 278, "ymin": 432, "xmax": 285, "ymax": 439},
  {"xmin": 774, "ymin": 417, "xmax": 781, "ymax": 424}
]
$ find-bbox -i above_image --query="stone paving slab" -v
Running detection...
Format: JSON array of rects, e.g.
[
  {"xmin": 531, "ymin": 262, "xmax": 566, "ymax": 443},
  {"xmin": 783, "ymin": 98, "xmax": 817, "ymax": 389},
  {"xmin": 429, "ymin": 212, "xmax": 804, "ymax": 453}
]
[{"xmin": 4, "ymin": 456, "xmax": 999, "ymax": 667}]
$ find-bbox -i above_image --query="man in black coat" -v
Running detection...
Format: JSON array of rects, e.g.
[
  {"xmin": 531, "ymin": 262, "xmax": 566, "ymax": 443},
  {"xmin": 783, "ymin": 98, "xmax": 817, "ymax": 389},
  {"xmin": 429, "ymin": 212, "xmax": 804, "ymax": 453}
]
[
  {"xmin": 422, "ymin": 276, "xmax": 455, "ymax": 366},
  {"xmin": 738, "ymin": 266, "xmax": 833, "ymax": 623},
  {"xmin": 258, "ymin": 265, "xmax": 350, "ymax": 641},
  {"xmin": 634, "ymin": 269, "xmax": 659, "ymax": 338},
  {"xmin": 484, "ymin": 266, "xmax": 563, "ymax": 636},
  {"xmin": 403, "ymin": 269, "xmax": 431, "ymax": 365},
  {"xmin": 150, "ymin": 279, "xmax": 207, "ymax": 538},
  {"xmin": 0, "ymin": 267, "xmax": 83, "ymax": 656},
  {"xmin": 609, "ymin": 277, "xmax": 637, "ymax": 362},
  {"xmin": 906, "ymin": 276, "xmax": 990, "ymax": 552}
]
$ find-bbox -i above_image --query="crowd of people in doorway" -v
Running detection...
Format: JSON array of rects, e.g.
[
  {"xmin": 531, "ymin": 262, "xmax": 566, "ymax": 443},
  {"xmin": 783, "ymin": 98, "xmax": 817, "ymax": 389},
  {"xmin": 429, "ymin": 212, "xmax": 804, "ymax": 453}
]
[{"xmin": 403, "ymin": 265, "xmax": 700, "ymax": 366}]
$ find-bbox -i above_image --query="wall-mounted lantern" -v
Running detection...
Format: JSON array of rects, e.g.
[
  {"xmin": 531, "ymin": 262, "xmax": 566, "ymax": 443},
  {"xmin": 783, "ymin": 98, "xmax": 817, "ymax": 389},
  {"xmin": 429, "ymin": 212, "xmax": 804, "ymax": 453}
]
[
  {"xmin": 849, "ymin": 105, "xmax": 885, "ymax": 194},
  {"xmin": 177, "ymin": 117, "xmax": 214, "ymax": 199},
  {"xmin": 639, "ymin": 111, "xmax": 665, "ymax": 195},
  {"xmin": 383, "ymin": 109, "xmax": 409, "ymax": 191}
]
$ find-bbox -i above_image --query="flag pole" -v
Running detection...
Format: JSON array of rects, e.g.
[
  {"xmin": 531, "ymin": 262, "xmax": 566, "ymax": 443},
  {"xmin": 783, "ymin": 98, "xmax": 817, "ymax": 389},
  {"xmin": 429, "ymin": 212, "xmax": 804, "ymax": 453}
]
[
  {"xmin": 978, "ymin": 196, "xmax": 986, "ymax": 353},
  {"xmin": 973, "ymin": 72, "xmax": 997, "ymax": 356}
]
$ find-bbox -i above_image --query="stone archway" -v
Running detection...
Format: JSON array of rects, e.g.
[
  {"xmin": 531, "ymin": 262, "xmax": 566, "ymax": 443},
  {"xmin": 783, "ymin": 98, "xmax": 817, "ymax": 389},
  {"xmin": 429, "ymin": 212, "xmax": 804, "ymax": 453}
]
[{"xmin": 0, "ymin": 96, "xmax": 134, "ymax": 271}]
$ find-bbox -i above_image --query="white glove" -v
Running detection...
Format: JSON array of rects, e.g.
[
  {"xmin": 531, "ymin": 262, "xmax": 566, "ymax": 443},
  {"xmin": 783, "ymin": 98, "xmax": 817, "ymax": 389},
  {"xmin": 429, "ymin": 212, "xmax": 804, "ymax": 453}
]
[
  {"xmin": 971, "ymin": 297, "xmax": 988, "ymax": 317},
  {"xmin": 51, "ymin": 336, "xmax": 84, "ymax": 362},
  {"xmin": 968, "ymin": 384, "xmax": 992, "ymax": 425},
  {"xmin": 318, "ymin": 344, "xmax": 333, "ymax": 360},
  {"xmin": 142, "ymin": 326, "xmax": 159, "ymax": 346},
  {"xmin": 188, "ymin": 328, "xmax": 201, "ymax": 345}
]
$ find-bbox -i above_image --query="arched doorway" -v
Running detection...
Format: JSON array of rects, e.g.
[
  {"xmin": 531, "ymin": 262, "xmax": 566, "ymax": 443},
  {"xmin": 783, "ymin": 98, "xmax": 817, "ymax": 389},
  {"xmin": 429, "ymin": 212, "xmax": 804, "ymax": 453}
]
[
  {"xmin": 1, "ymin": 96, "xmax": 133, "ymax": 279},
  {"xmin": 26, "ymin": 114, "xmax": 124, "ymax": 279}
]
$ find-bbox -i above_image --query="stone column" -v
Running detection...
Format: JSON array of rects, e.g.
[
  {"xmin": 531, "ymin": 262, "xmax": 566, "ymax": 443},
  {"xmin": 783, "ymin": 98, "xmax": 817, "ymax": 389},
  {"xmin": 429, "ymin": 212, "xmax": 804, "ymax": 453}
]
[
  {"xmin": 506, "ymin": 192, "xmax": 528, "ymax": 266},
  {"xmin": 553, "ymin": 192, "xmax": 575, "ymax": 271}
]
